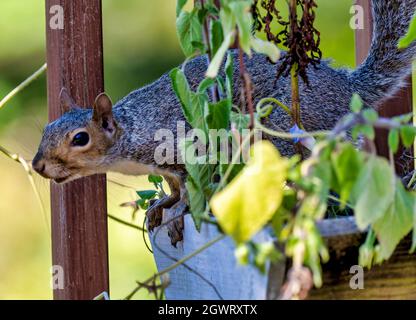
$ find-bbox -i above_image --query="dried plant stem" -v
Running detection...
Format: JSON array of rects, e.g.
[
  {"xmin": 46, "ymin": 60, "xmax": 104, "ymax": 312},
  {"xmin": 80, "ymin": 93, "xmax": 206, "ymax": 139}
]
[
  {"xmin": 0, "ymin": 63, "xmax": 47, "ymax": 110},
  {"xmin": 291, "ymin": 68, "xmax": 304, "ymax": 156},
  {"xmin": 288, "ymin": 0, "xmax": 304, "ymax": 157},
  {"xmin": 238, "ymin": 44, "xmax": 255, "ymax": 130},
  {"xmin": 199, "ymin": 0, "xmax": 220, "ymax": 102},
  {"xmin": 0, "ymin": 145, "xmax": 49, "ymax": 233}
]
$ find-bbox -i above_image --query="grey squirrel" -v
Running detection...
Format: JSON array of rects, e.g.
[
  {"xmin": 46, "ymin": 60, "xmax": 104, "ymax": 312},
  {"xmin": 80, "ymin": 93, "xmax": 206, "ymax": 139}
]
[{"xmin": 33, "ymin": 0, "xmax": 416, "ymax": 245}]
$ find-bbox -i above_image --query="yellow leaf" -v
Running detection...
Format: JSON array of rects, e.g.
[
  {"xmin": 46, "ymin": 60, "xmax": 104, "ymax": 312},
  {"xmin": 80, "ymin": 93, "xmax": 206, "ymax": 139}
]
[{"xmin": 210, "ymin": 141, "xmax": 288, "ymax": 243}]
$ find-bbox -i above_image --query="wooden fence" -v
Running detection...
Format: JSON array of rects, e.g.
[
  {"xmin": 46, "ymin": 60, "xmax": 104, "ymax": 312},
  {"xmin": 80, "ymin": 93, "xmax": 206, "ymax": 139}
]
[{"xmin": 44, "ymin": 0, "xmax": 413, "ymax": 299}]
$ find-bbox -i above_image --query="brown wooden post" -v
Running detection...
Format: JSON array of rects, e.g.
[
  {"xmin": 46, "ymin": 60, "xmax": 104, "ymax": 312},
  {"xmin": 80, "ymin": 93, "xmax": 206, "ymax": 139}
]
[
  {"xmin": 45, "ymin": 0, "xmax": 109, "ymax": 299},
  {"xmin": 355, "ymin": 0, "xmax": 414, "ymax": 174}
]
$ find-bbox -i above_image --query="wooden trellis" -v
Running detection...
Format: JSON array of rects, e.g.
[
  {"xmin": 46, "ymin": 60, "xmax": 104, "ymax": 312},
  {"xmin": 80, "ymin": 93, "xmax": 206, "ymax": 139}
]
[
  {"xmin": 45, "ymin": 0, "xmax": 109, "ymax": 300},
  {"xmin": 44, "ymin": 0, "xmax": 413, "ymax": 299}
]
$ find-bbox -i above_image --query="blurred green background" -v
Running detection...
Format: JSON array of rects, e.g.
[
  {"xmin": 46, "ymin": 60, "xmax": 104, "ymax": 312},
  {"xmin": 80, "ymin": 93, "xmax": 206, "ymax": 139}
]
[{"xmin": 0, "ymin": 0, "xmax": 354, "ymax": 299}]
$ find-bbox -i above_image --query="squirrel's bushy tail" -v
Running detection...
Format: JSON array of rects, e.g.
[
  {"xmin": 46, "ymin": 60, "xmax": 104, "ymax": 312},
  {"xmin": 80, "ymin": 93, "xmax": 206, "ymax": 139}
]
[{"xmin": 351, "ymin": 0, "xmax": 416, "ymax": 107}]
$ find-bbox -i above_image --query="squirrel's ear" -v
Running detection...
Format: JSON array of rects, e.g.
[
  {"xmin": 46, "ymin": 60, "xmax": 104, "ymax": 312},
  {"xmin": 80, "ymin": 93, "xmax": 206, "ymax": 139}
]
[
  {"xmin": 93, "ymin": 93, "xmax": 116, "ymax": 136},
  {"xmin": 59, "ymin": 88, "xmax": 79, "ymax": 112}
]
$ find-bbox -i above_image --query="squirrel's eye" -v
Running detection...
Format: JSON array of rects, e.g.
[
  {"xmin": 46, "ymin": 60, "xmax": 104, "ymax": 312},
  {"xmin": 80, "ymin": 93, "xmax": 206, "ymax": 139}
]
[{"xmin": 72, "ymin": 132, "xmax": 90, "ymax": 147}]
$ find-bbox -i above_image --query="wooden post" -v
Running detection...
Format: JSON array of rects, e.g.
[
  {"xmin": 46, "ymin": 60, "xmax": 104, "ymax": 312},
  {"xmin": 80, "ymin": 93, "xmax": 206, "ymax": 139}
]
[
  {"xmin": 45, "ymin": 0, "xmax": 109, "ymax": 299},
  {"xmin": 355, "ymin": 0, "xmax": 414, "ymax": 174}
]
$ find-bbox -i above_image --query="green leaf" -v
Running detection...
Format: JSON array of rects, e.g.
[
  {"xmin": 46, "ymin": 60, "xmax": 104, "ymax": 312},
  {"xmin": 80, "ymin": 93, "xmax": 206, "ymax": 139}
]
[
  {"xmin": 176, "ymin": 0, "xmax": 188, "ymax": 17},
  {"xmin": 251, "ymin": 37, "xmax": 280, "ymax": 63},
  {"xmin": 359, "ymin": 241, "xmax": 374, "ymax": 269},
  {"xmin": 191, "ymin": 40, "xmax": 205, "ymax": 52},
  {"xmin": 235, "ymin": 244, "xmax": 250, "ymax": 265},
  {"xmin": 210, "ymin": 19, "xmax": 224, "ymax": 56},
  {"xmin": 254, "ymin": 242, "xmax": 281, "ymax": 273},
  {"xmin": 206, "ymin": 31, "xmax": 235, "ymax": 78},
  {"xmin": 190, "ymin": 94, "xmax": 209, "ymax": 132},
  {"xmin": 210, "ymin": 141, "xmax": 288, "ymax": 243},
  {"xmin": 136, "ymin": 198, "xmax": 148, "ymax": 210},
  {"xmin": 400, "ymin": 125, "xmax": 416, "ymax": 148},
  {"xmin": 230, "ymin": 111, "xmax": 250, "ymax": 130},
  {"xmin": 148, "ymin": 174, "xmax": 163, "ymax": 189},
  {"xmin": 198, "ymin": 78, "xmax": 216, "ymax": 94},
  {"xmin": 303, "ymin": 219, "xmax": 328, "ymax": 287},
  {"xmin": 393, "ymin": 113, "xmax": 414, "ymax": 125},
  {"xmin": 352, "ymin": 124, "xmax": 375, "ymax": 140},
  {"xmin": 413, "ymin": 206, "xmax": 416, "ymax": 253},
  {"xmin": 271, "ymin": 189, "xmax": 295, "ymax": 237},
  {"xmin": 176, "ymin": 9, "xmax": 203, "ymax": 57},
  {"xmin": 372, "ymin": 244, "xmax": 385, "ymax": 265},
  {"xmin": 225, "ymin": 52, "xmax": 234, "ymax": 98},
  {"xmin": 388, "ymin": 129, "xmax": 400, "ymax": 154},
  {"xmin": 298, "ymin": 159, "xmax": 332, "ymax": 219},
  {"xmin": 219, "ymin": 3, "xmax": 236, "ymax": 35},
  {"xmin": 170, "ymin": 68, "xmax": 208, "ymax": 132},
  {"xmin": 350, "ymin": 93, "xmax": 363, "ymax": 113},
  {"xmin": 136, "ymin": 190, "xmax": 158, "ymax": 200},
  {"xmin": 372, "ymin": 181, "xmax": 414, "ymax": 259},
  {"xmin": 331, "ymin": 144, "xmax": 364, "ymax": 207},
  {"xmin": 360, "ymin": 124, "xmax": 375, "ymax": 140},
  {"xmin": 181, "ymin": 140, "xmax": 214, "ymax": 230},
  {"xmin": 351, "ymin": 156, "xmax": 395, "ymax": 230},
  {"xmin": 181, "ymin": 141, "xmax": 212, "ymax": 186},
  {"xmin": 186, "ymin": 175, "xmax": 208, "ymax": 230},
  {"xmin": 148, "ymin": 174, "xmax": 163, "ymax": 184},
  {"xmin": 219, "ymin": 162, "xmax": 245, "ymax": 183},
  {"xmin": 170, "ymin": 68, "xmax": 192, "ymax": 113},
  {"xmin": 229, "ymin": 0, "xmax": 252, "ymax": 54},
  {"xmin": 351, "ymin": 126, "xmax": 361, "ymax": 141},
  {"xmin": 398, "ymin": 14, "xmax": 416, "ymax": 49},
  {"xmin": 362, "ymin": 109, "xmax": 378, "ymax": 124},
  {"xmin": 206, "ymin": 99, "xmax": 231, "ymax": 130}
]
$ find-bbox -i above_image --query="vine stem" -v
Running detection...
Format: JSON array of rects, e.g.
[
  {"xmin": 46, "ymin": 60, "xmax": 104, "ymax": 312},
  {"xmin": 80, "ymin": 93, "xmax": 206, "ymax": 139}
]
[
  {"xmin": 256, "ymin": 97, "xmax": 291, "ymax": 117},
  {"xmin": 0, "ymin": 63, "xmax": 47, "ymax": 110},
  {"xmin": 108, "ymin": 213, "xmax": 147, "ymax": 232},
  {"xmin": 0, "ymin": 63, "xmax": 49, "ymax": 235},
  {"xmin": 288, "ymin": 0, "xmax": 305, "ymax": 158},
  {"xmin": 257, "ymin": 109, "xmax": 409, "ymax": 142},
  {"xmin": 288, "ymin": 0, "xmax": 302, "ymax": 128},
  {"xmin": 124, "ymin": 234, "xmax": 226, "ymax": 300},
  {"xmin": 214, "ymin": 130, "xmax": 255, "ymax": 194},
  {"xmin": 0, "ymin": 145, "xmax": 49, "ymax": 234},
  {"xmin": 290, "ymin": 63, "xmax": 303, "ymax": 129},
  {"xmin": 256, "ymin": 120, "xmax": 330, "ymax": 139}
]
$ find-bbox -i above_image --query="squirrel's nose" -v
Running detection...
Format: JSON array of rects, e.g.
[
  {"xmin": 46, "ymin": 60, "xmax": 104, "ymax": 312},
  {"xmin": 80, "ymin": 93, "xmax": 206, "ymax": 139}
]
[{"xmin": 32, "ymin": 156, "xmax": 46, "ymax": 174}]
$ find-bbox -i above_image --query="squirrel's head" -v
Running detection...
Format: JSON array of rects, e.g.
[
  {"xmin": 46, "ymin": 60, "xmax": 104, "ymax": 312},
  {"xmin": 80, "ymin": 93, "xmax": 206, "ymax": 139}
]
[{"xmin": 32, "ymin": 90, "xmax": 120, "ymax": 183}]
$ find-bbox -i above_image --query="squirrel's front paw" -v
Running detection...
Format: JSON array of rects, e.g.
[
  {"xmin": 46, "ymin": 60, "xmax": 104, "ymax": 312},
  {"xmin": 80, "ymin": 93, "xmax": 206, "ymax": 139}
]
[
  {"xmin": 163, "ymin": 201, "xmax": 187, "ymax": 247},
  {"xmin": 145, "ymin": 193, "xmax": 187, "ymax": 246},
  {"xmin": 146, "ymin": 197, "xmax": 172, "ymax": 232}
]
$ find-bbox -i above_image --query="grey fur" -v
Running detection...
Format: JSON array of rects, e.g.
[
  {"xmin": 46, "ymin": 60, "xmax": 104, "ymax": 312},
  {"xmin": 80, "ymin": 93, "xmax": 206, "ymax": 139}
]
[{"xmin": 36, "ymin": 0, "xmax": 416, "ymax": 178}]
